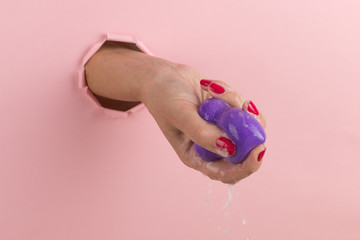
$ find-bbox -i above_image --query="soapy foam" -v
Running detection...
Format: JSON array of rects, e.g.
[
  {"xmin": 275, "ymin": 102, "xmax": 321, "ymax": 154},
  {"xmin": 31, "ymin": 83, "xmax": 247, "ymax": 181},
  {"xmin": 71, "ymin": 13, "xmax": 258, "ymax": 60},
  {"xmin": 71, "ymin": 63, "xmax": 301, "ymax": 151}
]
[
  {"xmin": 206, "ymin": 162, "xmax": 219, "ymax": 174},
  {"xmin": 191, "ymin": 154, "xmax": 204, "ymax": 166}
]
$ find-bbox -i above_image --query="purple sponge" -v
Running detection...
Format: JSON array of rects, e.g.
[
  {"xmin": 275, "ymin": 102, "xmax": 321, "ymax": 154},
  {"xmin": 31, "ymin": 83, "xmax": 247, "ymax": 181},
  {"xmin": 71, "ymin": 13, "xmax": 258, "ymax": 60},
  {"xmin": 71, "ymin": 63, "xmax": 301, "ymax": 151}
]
[{"xmin": 194, "ymin": 98, "xmax": 266, "ymax": 164}]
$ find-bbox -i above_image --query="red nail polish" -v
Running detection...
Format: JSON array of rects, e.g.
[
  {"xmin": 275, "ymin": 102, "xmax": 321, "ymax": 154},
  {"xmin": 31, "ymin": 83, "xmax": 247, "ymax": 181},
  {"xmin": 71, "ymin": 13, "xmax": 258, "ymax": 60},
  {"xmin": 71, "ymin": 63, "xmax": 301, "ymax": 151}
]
[
  {"xmin": 200, "ymin": 79, "xmax": 212, "ymax": 86},
  {"xmin": 248, "ymin": 101, "xmax": 259, "ymax": 116},
  {"xmin": 216, "ymin": 137, "xmax": 236, "ymax": 156},
  {"xmin": 210, "ymin": 83, "xmax": 225, "ymax": 94},
  {"xmin": 258, "ymin": 148, "xmax": 266, "ymax": 161}
]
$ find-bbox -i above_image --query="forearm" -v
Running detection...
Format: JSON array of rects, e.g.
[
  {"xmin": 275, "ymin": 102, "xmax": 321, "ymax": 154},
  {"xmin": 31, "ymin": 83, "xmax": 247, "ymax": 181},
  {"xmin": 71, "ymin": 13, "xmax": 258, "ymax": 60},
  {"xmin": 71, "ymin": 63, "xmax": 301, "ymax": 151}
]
[{"xmin": 84, "ymin": 41, "xmax": 176, "ymax": 104}]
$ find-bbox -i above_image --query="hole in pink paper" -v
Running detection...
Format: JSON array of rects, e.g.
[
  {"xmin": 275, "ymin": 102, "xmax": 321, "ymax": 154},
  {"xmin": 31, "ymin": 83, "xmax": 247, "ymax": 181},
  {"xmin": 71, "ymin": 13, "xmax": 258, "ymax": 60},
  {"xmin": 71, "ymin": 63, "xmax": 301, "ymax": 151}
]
[{"xmin": 84, "ymin": 40, "xmax": 143, "ymax": 112}]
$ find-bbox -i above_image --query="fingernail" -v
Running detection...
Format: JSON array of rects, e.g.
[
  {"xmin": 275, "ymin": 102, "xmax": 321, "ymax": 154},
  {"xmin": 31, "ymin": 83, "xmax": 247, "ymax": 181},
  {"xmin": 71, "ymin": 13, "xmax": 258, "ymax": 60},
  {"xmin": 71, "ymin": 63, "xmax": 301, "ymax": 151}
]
[
  {"xmin": 257, "ymin": 148, "xmax": 266, "ymax": 161},
  {"xmin": 247, "ymin": 101, "xmax": 259, "ymax": 116},
  {"xmin": 210, "ymin": 83, "xmax": 225, "ymax": 94},
  {"xmin": 200, "ymin": 79, "xmax": 212, "ymax": 87},
  {"xmin": 216, "ymin": 137, "xmax": 236, "ymax": 156}
]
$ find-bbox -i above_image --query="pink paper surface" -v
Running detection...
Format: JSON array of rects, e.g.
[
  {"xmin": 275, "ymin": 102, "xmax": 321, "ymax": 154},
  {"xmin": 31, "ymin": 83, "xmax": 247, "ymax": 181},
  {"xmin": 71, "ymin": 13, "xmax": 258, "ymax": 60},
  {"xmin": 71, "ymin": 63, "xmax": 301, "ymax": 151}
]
[{"xmin": 1, "ymin": 0, "xmax": 360, "ymax": 239}]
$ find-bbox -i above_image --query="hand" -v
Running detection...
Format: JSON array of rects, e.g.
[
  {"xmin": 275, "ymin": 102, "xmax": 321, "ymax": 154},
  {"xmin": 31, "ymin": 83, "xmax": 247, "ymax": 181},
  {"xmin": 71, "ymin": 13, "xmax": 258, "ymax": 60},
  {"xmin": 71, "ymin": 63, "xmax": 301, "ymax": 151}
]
[
  {"xmin": 142, "ymin": 65, "xmax": 267, "ymax": 184},
  {"xmin": 85, "ymin": 42, "xmax": 267, "ymax": 184}
]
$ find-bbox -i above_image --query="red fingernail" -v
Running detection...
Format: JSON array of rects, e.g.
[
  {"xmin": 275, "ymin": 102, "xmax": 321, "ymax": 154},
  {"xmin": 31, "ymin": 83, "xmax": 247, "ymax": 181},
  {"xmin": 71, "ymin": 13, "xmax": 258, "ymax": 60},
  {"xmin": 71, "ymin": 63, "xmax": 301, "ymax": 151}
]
[
  {"xmin": 200, "ymin": 79, "xmax": 212, "ymax": 86},
  {"xmin": 216, "ymin": 137, "xmax": 236, "ymax": 156},
  {"xmin": 210, "ymin": 83, "xmax": 225, "ymax": 94},
  {"xmin": 247, "ymin": 101, "xmax": 259, "ymax": 116},
  {"xmin": 258, "ymin": 148, "xmax": 266, "ymax": 161}
]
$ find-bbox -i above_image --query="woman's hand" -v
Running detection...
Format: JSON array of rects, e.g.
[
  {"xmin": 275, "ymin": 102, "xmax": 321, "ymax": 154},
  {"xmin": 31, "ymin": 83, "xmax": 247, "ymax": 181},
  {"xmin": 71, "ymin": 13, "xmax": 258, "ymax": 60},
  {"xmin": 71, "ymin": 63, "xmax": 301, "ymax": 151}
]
[
  {"xmin": 142, "ymin": 65, "xmax": 267, "ymax": 184},
  {"xmin": 85, "ymin": 42, "xmax": 267, "ymax": 184}
]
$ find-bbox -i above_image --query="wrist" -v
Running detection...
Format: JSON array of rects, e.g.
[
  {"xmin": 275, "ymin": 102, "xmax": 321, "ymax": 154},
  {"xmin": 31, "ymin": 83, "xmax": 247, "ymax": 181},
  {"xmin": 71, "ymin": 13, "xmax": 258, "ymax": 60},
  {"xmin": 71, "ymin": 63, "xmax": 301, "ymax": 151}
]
[
  {"xmin": 84, "ymin": 41, "xmax": 184, "ymax": 110},
  {"xmin": 85, "ymin": 43, "xmax": 164, "ymax": 101},
  {"xmin": 137, "ymin": 57, "xmax": 179, "ymax": 105}
]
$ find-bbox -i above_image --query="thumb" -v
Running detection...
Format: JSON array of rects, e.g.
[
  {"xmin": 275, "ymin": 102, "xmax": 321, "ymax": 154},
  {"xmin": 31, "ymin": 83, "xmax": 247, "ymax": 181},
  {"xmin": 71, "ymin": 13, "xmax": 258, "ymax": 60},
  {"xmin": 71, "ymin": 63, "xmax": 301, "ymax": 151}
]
[{"xmin": 175, "ymin": 104, "xmax": 236, "ymax": 158}]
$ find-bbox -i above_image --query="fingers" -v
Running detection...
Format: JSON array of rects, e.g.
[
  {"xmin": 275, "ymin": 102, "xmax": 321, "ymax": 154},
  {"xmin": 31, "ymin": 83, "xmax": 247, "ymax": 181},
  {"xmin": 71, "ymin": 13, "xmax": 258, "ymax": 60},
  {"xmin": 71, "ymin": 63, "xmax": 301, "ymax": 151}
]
[
  {"xmin": 200, "ymin": 79, "xmax": 266, "ymax": 129},
  {"xmin": 221, "ymin": 144, "xmax": 267, "ymax": 184},
  {"xmin": 185, "ymin": 144, "xmax": 267, "ymax": 184},
  {"xmin": 195, "ymin": 79, "xmax": 267, "ymax": 184},
  {"xmin": 173, "ymin": 78, "xmax": 268, "ymax": 184},
  {"xmin": 200, "ymin": 79, "xmax": 245, "ymax": 108},
  {"xmin": 242, "ymin": 100, "xmax": 267, "ymax": 129}
]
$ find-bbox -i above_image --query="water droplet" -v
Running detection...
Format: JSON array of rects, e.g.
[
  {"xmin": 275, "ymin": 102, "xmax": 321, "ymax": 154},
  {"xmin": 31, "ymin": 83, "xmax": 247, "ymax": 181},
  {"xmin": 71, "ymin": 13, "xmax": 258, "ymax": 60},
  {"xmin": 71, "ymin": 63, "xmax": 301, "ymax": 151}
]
[
  {"xmin": 222, "ymin": 184, "xmax": 233, "ymax": 209},
  {"xmin": 222, "ymin": 226, "xmax": 230, "ymax": 233},
  {"xmin": 242, "ymin": 218, "xmax": 248, "ymax": 225},
  {"xmin": 224, "ymin": 209, "xmax": 231, "ymax": 217},
  {"xmin": 208, "ymin": 182, "xmax": 212, "ymax": 194}
]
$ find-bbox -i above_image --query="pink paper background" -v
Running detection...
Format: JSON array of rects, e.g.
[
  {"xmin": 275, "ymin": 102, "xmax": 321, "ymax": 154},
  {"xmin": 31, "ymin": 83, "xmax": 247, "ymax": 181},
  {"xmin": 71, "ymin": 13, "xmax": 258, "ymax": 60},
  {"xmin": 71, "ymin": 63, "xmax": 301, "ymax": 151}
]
[{"xmin": 1, "ymin": 0, "xmax": 359, "ymax": 239}]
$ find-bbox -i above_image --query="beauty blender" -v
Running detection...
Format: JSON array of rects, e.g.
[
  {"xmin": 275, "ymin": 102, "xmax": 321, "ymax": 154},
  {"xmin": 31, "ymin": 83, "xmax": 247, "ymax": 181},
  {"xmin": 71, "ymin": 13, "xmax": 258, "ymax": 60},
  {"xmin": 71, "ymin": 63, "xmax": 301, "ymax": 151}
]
[{"xmin": 194, "ymin": 98, "xmax": 266, "ymax": 164}]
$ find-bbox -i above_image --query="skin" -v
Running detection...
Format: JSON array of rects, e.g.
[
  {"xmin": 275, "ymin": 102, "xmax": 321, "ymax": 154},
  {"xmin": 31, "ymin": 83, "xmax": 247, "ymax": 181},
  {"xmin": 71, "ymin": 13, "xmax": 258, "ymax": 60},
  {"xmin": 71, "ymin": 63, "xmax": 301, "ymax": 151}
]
[{"xmin": 84, "ymin": 41, "xmax": 267, "ymax": 184}]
